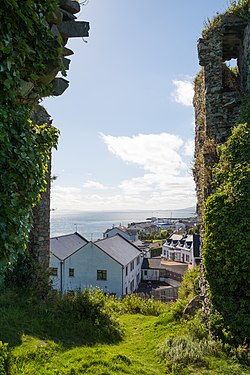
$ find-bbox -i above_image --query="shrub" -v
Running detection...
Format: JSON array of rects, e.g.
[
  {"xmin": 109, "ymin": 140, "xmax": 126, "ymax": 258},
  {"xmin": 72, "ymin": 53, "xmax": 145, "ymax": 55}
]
[
  {"xmin": 49, "ymin": 289, "xmax": 123, "ymax": 342},
  {"xmin": 118, "ymin": 294, "xmax": 167, "ymax": 316},
  {"xmin": 178, "ymin": 266, "xmax": 201, "ymax": 300},
  {"xmin": 0, "ymin": 342, "xmax": 8, "ymax": 375},
  {"xmin": 158, "ymin": 335, "xmax": 222, "ymax": 373}
]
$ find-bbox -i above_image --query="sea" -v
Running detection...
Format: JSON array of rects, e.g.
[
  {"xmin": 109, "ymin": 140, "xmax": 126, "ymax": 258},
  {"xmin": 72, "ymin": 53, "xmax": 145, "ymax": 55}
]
[{"xmin": 50, "ymin": 208, "xmax": 196, "ymax": 241}]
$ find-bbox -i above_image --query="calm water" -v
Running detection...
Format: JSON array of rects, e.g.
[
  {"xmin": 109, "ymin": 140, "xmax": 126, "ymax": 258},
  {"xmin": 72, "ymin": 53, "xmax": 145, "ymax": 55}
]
[{"xmin": 51, "ymin": 208, "xmax": 196, "ymax": 241}]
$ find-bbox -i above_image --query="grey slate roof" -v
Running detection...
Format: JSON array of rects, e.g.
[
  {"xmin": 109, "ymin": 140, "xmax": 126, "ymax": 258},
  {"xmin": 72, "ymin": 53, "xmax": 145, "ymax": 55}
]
[
  {"xmin": 95, "ymin": 234, "xmax": 141, "ymax": 266},
  {"xmin": 50, "ymin": 232, "xmax": 88, "ymax": 260}
]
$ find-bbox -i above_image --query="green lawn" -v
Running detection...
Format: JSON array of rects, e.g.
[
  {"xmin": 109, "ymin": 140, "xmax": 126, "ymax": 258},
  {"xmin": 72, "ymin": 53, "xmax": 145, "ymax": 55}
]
[
  {"xmin": 8, "ymin": 314, "xmax": 250, "ymax": 375},
  {"xmin": 1, "ymin": 289, "xmax": 249, "ymax": 375}
]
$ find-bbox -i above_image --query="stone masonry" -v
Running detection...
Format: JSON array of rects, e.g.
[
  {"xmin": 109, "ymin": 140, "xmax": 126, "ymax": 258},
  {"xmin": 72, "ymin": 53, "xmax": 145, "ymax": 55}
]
[
  {"xmin": 27, "ymin": 1, "xmax": 89, "ymax": 269},
  {"xmin": 193, "ymin": 8, "xmax": 250, "ymax": 316}
]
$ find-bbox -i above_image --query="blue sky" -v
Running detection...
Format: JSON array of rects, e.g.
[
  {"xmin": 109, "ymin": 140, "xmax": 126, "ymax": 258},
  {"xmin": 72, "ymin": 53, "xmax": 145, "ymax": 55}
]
[{"xmin": 44, "ymin": 0, "xmax": 230, "ymax": 212}]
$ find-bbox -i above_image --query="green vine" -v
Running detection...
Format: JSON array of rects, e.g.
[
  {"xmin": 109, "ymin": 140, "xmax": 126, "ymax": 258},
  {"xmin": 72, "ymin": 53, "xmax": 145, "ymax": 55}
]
[
  {"xmin": 203, "ymin": 123, "xmax": 250, "ymax": 345},
  {"xmin": 0, "ymin": 1, "xmax": 61, "ymax": 272}
]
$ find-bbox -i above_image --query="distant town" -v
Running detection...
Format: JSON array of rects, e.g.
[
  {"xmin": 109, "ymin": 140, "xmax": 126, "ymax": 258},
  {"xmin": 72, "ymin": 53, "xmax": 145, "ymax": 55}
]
[{"xmin": 50, "ymin": 215, "xmax": 200, "ymax": 301}]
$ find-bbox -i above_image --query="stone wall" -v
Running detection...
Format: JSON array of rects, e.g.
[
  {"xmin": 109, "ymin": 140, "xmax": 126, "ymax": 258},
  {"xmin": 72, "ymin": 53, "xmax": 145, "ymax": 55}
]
[
  {"xmin": 28, "ymin": 106, "xmax": 52, "ymax": 268},
  {"xmin": 193, "ymin": 8, "xmax": 250, "ymax": 315},
  {"xmin": 194, "ymin": 13, "xmax": 250, "ymax": 219},
  {"xmin": 27, "ymin": 1, "xmax": 89, "ymax": 269}
]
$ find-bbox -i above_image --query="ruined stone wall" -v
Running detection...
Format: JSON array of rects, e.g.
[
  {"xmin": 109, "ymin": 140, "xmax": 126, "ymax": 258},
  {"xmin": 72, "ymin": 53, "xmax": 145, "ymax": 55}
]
[
  {"xmin": 28, "ymin": 106, "xmax": 52, "ymax": 268},
  {"xmin": 27, "ymin": 1, "xmax": 89, "ymax": 269},
  {"xmin": 194, "ymin": 13, "xmax": 250, "ymax": 219},
  {"xmin": 193, "ymin": 8, "xmax": 250, "ymax": 314}
]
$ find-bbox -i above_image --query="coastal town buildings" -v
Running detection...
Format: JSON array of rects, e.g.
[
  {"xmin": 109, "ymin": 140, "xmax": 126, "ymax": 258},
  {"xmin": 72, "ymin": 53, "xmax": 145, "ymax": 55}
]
[
  {"xmin": 50, "ymin": 232, "xmax": 142, "ymax": 296},
  {"xmin": 162, "ymin": 233, "xmax": 201, "ymax": 267}
]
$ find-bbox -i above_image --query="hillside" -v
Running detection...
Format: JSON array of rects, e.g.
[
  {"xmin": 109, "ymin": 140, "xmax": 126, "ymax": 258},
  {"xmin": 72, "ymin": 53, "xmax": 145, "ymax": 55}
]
[{"xmin": 0, "ymin": 288, "xmax": 249, "ymax": 375}]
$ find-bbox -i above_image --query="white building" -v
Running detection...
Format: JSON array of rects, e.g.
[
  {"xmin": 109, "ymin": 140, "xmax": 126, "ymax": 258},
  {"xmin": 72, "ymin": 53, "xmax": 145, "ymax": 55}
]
[
  {"xmin": 103, "ymin": 226, "xmax": 138, "ymax": 241},
  {"xmin": 50, "ymin": 232, "xmax": 142, "ymax": 296},
  {"xmin": 162, "ymin": 234, "xmax": 200, "ymax": 266}
]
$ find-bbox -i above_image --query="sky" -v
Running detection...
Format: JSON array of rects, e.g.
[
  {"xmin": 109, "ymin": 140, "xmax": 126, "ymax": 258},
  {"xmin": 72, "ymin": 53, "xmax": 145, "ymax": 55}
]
[{"xmin": 44, "ymin": 0, "xmax": 231, "ymax": 212}]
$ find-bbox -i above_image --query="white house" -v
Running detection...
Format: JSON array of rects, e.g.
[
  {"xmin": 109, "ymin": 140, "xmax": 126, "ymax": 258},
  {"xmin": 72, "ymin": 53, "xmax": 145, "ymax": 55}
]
[
  {"xmin": 162, "ymin": 233, "xmax": 201, "ymax": 266},
  {"xmin": 103, "ymin": 226, "xmax": 138, "ymax": 241},
  {"xmin": 50, "ymin": 232, "xmax": 142, "ymax": 296}
]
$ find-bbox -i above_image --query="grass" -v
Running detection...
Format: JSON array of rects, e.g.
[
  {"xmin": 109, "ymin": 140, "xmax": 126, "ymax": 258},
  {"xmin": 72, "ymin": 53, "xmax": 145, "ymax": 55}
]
[{"xmin": 0, "ymin": 289, "xmax": 250, "ymax": 374}]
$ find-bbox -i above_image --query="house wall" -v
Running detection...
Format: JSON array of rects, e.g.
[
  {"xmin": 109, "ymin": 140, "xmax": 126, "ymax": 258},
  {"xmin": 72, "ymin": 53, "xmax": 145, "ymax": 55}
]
[
  {"xmin": 50, "ymin": 243, "xmax": 122, "ymax": 295},
  {"xmin": 123, "ymin": 254, "xmax": 142, "ymax": 294},
  {"xmin": 50, "ymin": 243, "xmax": 143, "ymax": 296},
  {"xmin": 162, "ymin": 244, "xmax": 192, "ymax": 264},
  {"xmin": 142, "ymin": 269, "xmax": 159, "ymax": 281}
]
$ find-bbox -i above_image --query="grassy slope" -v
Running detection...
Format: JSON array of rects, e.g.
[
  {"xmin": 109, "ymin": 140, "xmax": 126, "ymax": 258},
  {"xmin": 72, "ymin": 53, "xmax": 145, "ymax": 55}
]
[{"xmin": 8, "ymin": 314, "xmax": 250, "ymax": 375}]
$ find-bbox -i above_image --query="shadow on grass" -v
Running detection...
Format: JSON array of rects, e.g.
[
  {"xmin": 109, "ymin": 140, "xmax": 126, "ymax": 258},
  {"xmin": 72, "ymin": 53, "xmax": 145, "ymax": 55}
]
[{"xmin": 0, "ymin": 288, "xmax": 123, "ymax": 349}]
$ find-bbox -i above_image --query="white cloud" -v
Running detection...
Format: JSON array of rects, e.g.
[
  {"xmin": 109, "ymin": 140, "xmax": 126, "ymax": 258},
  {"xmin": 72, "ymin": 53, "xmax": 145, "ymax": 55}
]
[
  {"xmin": 100, "ymin": 132, "xmax": 187, "ymax": 175},
  {"xmin": 172, "ymin": 80, "xmax": 194, "ymax": 106},
  {"xmin": 183, "ymin": 139, "xmax": 194, "ymax": 156},
  {"xmin": 52, "ymin": 132, "xmax": 196, "ymax": 211},
  {"xmin": 83, "ymin": 180, "xmax": 108, "ymax": 190}
]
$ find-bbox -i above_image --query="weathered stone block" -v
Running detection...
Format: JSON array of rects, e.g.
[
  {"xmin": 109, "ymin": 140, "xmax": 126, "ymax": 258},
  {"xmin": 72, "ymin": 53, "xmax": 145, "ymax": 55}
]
[
  {"xmin": 52, "ymin": 77, "xmax": 69, "ymax": 96},
  {"xmin": 51, "ymin": 24, "xmax": 61, "ymax": 38},
  {"xmin": 19, "ymin": 80, "xmax": 34, "ymax": 97},
  {"xmin": 62, "ymin": 57, "xmax": 71, "ymax": 70},
  {"xmin": 62, "ymin": 46, "xmax": 74, "ymax": 56},
  {"xmin": 59, "ymin": 0, "xmax": 80, "ymax": 14},
  {"xmin": 60, "ymin": 8, "xmax": 77, "ymax": 21},
  {"xmin": 58, "ymin": 21, "xmax": 90, "ymax": 38},
  {"xmin": 46, "ymin": 9, "xmax": 63, "ymax": 25}
]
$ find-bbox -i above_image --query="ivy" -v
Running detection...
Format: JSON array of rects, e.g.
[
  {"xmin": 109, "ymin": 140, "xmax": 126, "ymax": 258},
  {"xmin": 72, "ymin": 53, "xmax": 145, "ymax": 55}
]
[
  {"xmin": 0, "ymin": 1, "xmax": 61, "ymax": 273},
  {"xmin": 203, "ymin": 123, "xmax": 250, "ymax": 345}
]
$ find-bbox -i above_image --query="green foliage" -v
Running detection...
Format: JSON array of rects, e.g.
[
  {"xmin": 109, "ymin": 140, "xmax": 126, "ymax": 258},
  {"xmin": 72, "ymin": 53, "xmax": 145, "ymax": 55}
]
[
  {"xmin": 3, "ymin": 250, "xmax": 52, "ymax": 298},
  {"xmin": 158, "ymin": 335, "xmax": 223, "ymax": 374},
  {"xmin": 115, "ymin": 294, "xmax": 168, "ymax": 316},
  {"xmin": 1, "ymin": 290, "xmax": 250, "ymax": 374},
  {"xmin": 203, "ymin": 123, "xmax": 250, "ymax": 345},
  {"xmin": 0, "ymin": 0, "xmax": 61, "ymax": 272},
  {"xmin": 202, "ymin": 1, "xmax": 250, "ymax": 39},
  {"xmin": 0, "ymin": 288, "xmax": 122, "ymax": 347},
  {"xmin": 0, "ymin": 0, "xmax": 59, "ymax": 102},
  {"xmin": 0, "ymin": 342, "xmax": 8, "ymax": 375},
  {"xmin": 203, "ymin": 0, "xmax": 250, "ymax": 37},
  {"xmin": 178, "ymin": 266, "xmax": 201, "ymax": 300}
]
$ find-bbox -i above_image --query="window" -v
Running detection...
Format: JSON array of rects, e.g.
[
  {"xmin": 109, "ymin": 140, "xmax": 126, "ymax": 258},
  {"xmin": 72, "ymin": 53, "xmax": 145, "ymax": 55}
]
[
  {"xmin": 136, "ymin": 255, "xmax": 140, "ymax": 265},
  {"xmin": 144, "ymin": 270, "xmax": 148, "ymax": 276},
  {"xmin": 97, "ymin": 270, "xmax": 107, "ymax": 280},
  {"xmin": 186, "ymin": 255, "xmax": 190, "ymax": 263},
  {"xmin": 69, "ymin": 268, "xmax": 74, "ymax": 277},
  {"xmin": 125, "ymin": 266, "xmax": 128, "ymax": 276},
  {"xmin": 130, "ymin": 260, "xmax": 134, "ymax": 271},
  {"xmin": 50, "ymin": 267, "xmax": 58, "ymax": 277}
]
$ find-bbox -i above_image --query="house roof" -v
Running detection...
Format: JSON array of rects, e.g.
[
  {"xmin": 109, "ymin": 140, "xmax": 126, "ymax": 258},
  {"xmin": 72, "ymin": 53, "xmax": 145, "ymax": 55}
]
[
  {"xmin": 94, "ymin": 234, "xmax": 141, "ymax": 266},
  {"xmin": 104, "ymin": 226, "xmax": 137, "ymax": 236},
  {"xmin": 50, "ymin": 232, "xmax": 88, "ymax": 261},
  {"xmin": 169, "ymin": 234, "xmax": 183, "ymax": 241}
]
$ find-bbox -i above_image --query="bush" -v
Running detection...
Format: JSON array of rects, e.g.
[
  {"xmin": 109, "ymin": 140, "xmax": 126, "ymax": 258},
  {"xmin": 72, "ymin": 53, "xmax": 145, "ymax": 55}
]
[
  {"xmin": 0, "ymin": 342, "xmax": 8, "ymax": 375},
  {"xmin": 4, "ymin": 251, "xmax": 51, "ymax": 298},
  {"xmin": 46, "ymin": 289, "xmax": 123, "ymax": 342},
  {"xmin": 115, "ymin": 294, "xmax": 167, "ymax": 316},
  {"xmin": 158, "ymin": 335, "xmax": 222, "ymax": 373},
  {"xmin": 178, "ymin": 266, "xmax": 201, "ymax": 300}
]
